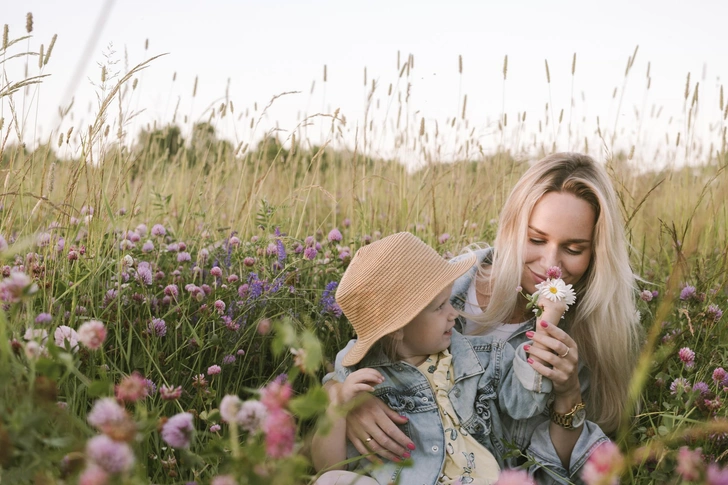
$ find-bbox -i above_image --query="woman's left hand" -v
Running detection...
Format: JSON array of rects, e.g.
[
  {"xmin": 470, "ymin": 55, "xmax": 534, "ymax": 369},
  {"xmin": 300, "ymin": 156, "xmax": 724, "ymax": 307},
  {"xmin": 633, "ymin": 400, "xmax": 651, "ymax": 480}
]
[{"xmin": 526, "ymin": 320, "xmax": 581, "ymax": 396}]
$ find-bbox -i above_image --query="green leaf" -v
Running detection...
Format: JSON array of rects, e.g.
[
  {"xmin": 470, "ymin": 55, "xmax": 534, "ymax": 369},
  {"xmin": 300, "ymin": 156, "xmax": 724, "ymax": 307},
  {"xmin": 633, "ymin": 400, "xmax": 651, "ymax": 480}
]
[
  {"xmin": 87, "ymin": 379, "xmax": 112, "ymax": 397},
  {"xmin": 288, "ymin": 386, "xmax": 328, "ymax": 419}
]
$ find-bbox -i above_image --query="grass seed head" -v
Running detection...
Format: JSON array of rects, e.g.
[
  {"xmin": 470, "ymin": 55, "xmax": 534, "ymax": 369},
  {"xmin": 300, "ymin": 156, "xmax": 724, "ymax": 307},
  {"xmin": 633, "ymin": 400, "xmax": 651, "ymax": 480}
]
[{"xmin": 26, "ymin": 12, "xmax": 33, "ymax": 34}]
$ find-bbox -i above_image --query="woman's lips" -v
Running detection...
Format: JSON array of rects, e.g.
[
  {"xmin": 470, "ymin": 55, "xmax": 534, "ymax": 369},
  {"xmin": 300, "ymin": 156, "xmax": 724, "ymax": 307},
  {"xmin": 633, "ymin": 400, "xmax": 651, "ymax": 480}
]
[{"xmin": 530, "ymin": 268, "xmax": 546, "ymax": 284}]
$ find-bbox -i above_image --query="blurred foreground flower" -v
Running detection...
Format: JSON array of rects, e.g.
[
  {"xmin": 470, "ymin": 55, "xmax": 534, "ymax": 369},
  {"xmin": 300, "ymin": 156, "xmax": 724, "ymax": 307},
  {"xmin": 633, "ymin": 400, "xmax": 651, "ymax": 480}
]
[
  {"xmin": 161, "ymin": 412, "xmax": 195, "ymax": 449},
  {"xmin": 86, "ymin": 435, "xmax": 135, "ymax": 474},
  {"xmin": 495, "ymin": 469, "xmax": 536, "ymax": 485},
  {"xmin": 77, "ymin": 320, "xmax": 107, "ymax": 350},
  {"xmin": 581, "ymin": 440, "xmax": 624, "ymax": 485}
]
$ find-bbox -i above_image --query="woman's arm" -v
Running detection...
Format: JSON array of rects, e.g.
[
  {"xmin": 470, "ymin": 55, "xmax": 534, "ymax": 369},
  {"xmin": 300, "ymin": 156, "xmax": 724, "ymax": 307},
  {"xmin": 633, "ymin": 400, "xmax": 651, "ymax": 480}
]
[
  {"xmin": 526, "ymin": 320, "xmax": 584, "ymax": 468},
  {"xmin": 311, "ymin": 369, "xmax": 384, "ymax": 471}
]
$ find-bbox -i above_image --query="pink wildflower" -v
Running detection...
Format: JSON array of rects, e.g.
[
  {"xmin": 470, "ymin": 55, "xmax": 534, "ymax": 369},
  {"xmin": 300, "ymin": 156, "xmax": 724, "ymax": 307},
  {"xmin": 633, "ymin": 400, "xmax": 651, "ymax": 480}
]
[
  {"xmin": 260, "ymin": 375, "xmax": 292, "ymax": 412},
  {"xmin": 581, "ymin": 440, "xmax": 624, "ymax": 485},
  {"xmin": 160, "ymin": 385, "xmax": 183, "ymax": 401},
  {"xmin": 327, "ymin": 228, "xmax": 342, "ymax": 243},
  {"xmin": 220, "ymin": 395, "xmax": 243, "ymax": 423},
  {"xmin": 115, "ymin": 371, "xmax": 148, "ymax": 403},
  {"xmin": 77, "ymin": 320, "xmax": 107, "ymax": 350},
  {"xmin": 86, "ymin": 435, "xmax": 135, "ymax": 474},
  {"xmin": 679, "ymin": 347, "xmax": 696, "ymax": 368},
  {"xmin": 87, "ymin": 398, "xmax": 128, "ymax": 431},
  {"xmin": 151, "ymin": 224, "xmax": 166, "ymax": 237},
  {"xmin": 229, "ymin": 236, "xmax": 241, "ymax": 246},
  {"xmin": 177, "ymin": 251, "xmax": 191, "ymax": 262},
  {"xmin": 244, "ymin": 257, "xmax": 256, "ymax": 267},
  {"xmin": 161, "ymin": 412, "xmax": 195, "ymax": 449},
  {"xmin": 78, "ymin": 465, "xmax": 109, "ymax": 485},
  {"xmin": 163, "ymin": 284, "xmax": 179, "ymax": 298},
  {"xmin": 707, "ymin": 463, "xmax": 728, "ymax": 484},
  {"xmin": 676, "ymin": 446, "xmax": 704, "ymax": 481},
  {"xmin": 141, "ymin": 240, "xmax": 154, "ymax": 253},
  {"xmin": 0, "ymin": 270, "xmax": 38, "ymax": 303},
  {"xmin": 640, "ymin": 290, "xmax": 653, "ymax": 302},
  {"xmin": 257, "ymin": 318, "xmax": 272, "ymax": 335},
  {"xmin": 303, "ymin": 247, "xmax": 317, "ymax": 260},
  {"xmin": 208, "ymin": 365, "xmax": 221, "ymax": 376},
  {"xmin": 438, "ymin": 233, "xmax": 450, "ymax": 244},
  {"xmin": 35, "ymin": 312, "xmax": 52, "ymax": 324},
  {"xmin": 713, "ymin": 368, "xmax": 727, "ymax": 384},
  {"xmin": 211, "ymin": 475, "xmax": 237, "ymax": 485},
  {"xmin": 0, "ymin": 235, "xmax": 7, "ymax": 252},
  {"xmin": 210, "ymin": 266, "xmax": 223, "ymax": 277},
  {"xmin": 546, "ymin": 266, "xmax": 562, "ymax": 279},
  {"xmin": 210, "ymin": 424, "xmax": 221, "ymax": 432},
  {"xmin": 214, "ymin": 299, "xmax": 226, "ymax": 314},
  {"xmin": 54, "ymin": 325, "xmax": 79, "ymax": 351},
  {"xmin": 495, "ymin": 469, "xmax": 536, "ymax": 485},
  {"xmin": 264, "ymin": 410, "xmax": 296, "ymax": 458}
]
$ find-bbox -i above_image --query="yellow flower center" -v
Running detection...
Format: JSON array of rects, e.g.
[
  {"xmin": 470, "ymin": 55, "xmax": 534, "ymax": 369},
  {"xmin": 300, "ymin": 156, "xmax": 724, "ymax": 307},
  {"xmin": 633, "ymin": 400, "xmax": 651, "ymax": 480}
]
[{"xmin": 549, "ymin": 287, "xmax": 558, "ymax": 294}]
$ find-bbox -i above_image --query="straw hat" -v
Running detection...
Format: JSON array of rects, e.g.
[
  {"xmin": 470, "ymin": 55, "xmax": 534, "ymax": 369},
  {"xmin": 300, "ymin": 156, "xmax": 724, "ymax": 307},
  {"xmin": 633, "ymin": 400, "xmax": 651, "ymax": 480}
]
[{"xmin": 336, "ymin": 232, "xmax": 476, "ymax": 366}]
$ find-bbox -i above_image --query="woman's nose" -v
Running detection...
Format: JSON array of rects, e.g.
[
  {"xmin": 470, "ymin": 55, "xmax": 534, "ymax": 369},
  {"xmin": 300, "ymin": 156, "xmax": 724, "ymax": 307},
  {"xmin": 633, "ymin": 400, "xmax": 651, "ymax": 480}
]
[{"xmin": 542, "ymin": 245, "xmax": 560, "ymax": 268}]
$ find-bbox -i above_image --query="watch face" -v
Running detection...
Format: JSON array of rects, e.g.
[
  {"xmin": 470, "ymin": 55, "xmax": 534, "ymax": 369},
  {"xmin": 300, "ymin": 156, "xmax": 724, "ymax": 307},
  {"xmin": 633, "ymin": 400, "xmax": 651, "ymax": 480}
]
[{"xmin": 572, "ymin": 408, "xmax": 587, "ymax": 427}]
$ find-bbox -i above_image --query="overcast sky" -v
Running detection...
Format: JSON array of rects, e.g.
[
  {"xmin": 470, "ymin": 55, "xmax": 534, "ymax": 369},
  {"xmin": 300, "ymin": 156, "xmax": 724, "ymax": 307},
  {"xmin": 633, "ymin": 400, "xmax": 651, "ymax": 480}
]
[{"xmin": 3, "ymin": 0, "xmax": 727, "ymax": 167}]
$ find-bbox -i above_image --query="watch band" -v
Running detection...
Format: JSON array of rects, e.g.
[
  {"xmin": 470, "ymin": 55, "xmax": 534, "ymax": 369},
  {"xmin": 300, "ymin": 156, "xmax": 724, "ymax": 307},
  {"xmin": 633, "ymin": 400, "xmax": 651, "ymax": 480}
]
[{"xmin": 549, "ymin": 401, "xmax": 586, "ymax": 429}]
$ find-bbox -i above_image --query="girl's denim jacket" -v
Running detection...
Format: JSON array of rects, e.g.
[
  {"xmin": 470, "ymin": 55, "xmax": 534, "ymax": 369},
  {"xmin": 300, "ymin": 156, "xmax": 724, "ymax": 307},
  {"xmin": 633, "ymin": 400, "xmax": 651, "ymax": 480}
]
[
  {"xmin": 449, "ymin": 248, "xmax": 609, "ymax": 484},
  {"xmin": 328, "ymin": 331, "xmax": 550, "ymax": 485}
]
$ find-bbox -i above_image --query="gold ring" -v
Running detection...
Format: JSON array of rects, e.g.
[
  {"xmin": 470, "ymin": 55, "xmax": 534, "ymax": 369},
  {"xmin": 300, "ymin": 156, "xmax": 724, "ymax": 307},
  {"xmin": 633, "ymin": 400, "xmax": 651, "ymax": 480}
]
[
  {"xmin": 559, "ymin": 348, "xmax": 570, "ymax": 358},
  {"xmin": 365, "ymin": 437, "xmax": 373, "ymax": 443}
]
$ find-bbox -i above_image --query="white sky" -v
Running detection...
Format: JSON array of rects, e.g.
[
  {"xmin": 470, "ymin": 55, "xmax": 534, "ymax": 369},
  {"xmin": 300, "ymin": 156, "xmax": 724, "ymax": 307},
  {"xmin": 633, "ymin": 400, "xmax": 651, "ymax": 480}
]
[{"xmin": 3, "ymin": 0, "xmax": 727, "ymax": 168}]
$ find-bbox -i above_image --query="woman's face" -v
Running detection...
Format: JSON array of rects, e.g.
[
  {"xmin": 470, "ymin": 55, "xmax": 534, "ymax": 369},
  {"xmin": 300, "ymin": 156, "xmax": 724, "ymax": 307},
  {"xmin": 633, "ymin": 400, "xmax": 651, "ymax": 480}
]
[{"xmin": 521, "ymin": 191, "xmax": 596, "ymax": 294}]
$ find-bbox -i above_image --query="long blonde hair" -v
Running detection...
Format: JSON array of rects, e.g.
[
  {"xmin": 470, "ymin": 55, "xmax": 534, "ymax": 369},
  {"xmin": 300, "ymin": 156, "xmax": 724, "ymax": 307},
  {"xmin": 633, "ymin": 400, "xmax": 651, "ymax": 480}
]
[{"xmin": 478, "ymin": 152, "xmax": 641, "ymax": 434}]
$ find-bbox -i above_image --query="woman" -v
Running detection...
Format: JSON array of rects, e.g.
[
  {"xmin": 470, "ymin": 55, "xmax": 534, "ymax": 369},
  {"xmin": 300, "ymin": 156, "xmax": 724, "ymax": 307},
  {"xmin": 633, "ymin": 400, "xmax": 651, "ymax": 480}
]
[{"xmin": 327, "ymin": 153, "xmax": 642, "ymax": 483}]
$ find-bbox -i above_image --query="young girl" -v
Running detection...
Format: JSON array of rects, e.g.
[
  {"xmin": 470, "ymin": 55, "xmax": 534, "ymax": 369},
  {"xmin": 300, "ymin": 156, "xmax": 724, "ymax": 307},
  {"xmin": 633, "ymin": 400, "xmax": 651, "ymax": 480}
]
[
  {"xmin": 311, "ymin": 232, "xmax": 553, "ymax": 485},
  {"xmin": 337, "ymin": 153, "xmax": 642, "ymax": 484}
]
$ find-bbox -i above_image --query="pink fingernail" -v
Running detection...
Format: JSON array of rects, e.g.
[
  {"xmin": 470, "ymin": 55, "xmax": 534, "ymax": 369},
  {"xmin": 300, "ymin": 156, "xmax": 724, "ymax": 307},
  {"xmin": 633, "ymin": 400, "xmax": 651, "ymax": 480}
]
[
  {"xmin": 402, "ymin": 452, "xmax": 411, "ymax": 458},
  {"xmin": 407, "ymin": 443, "xmax": 416, "ymax": 450},
  {"xmin": 524, "ymin": 344, "xmax": 531, "ymax": 352},
  {"xmin": 527, "ymin": 358, "xmax": 534, "ymax": 364},
  {"xmin": 525, "ymin": 331, "xmax": 535, "ymax": 338},
  {"xmin": 540, "ymin": 321, "xmax": 549, "ymax": 328}
]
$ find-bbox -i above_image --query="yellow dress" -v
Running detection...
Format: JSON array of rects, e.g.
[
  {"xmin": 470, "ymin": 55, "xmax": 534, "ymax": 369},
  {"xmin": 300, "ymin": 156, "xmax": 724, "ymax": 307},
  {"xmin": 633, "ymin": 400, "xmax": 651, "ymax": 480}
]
[{"xmin": 418, "ymin": 350, "xmax": 500, "ymax": 485}]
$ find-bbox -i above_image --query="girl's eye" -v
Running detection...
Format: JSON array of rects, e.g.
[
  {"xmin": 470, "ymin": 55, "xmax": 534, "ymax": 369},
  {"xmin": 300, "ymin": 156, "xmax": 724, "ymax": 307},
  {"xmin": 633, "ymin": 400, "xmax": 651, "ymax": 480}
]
[
  {"xmin": 565, "ymin": 247, "xmax": 584, "ymax": 256},
  {"xmin": 529, "ymin": 238, "xmax": 545, "ymax": 245}
]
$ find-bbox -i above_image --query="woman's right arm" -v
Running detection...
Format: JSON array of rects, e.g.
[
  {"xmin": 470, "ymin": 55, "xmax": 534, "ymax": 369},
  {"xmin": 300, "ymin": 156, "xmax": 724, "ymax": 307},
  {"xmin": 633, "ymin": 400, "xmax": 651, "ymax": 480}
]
[{"xmin": 323, "ymin": 341, "xmax": 414, "ymax": 462}]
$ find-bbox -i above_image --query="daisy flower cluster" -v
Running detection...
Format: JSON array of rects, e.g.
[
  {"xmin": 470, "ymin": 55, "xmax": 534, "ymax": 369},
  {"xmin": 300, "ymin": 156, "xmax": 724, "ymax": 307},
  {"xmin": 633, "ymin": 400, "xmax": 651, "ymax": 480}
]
[{"xmin": 523, "ymin": 266, "xmax": 577, "ymax": 317}]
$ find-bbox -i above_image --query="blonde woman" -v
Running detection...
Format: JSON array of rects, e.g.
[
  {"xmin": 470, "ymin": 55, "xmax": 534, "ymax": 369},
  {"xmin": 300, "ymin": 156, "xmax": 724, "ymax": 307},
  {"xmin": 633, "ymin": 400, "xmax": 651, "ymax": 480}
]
[{"xmin": 328, "ymin": 153, "xmax": 642, "ymax": 484}]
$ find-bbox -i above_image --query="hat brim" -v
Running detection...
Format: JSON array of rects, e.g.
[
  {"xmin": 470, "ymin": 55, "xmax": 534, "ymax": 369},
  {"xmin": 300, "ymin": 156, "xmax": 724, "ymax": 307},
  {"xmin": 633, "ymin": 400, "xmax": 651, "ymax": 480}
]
[{"xmin": 341, "ymin": 251, "xmax": 477, "ymax": 367}]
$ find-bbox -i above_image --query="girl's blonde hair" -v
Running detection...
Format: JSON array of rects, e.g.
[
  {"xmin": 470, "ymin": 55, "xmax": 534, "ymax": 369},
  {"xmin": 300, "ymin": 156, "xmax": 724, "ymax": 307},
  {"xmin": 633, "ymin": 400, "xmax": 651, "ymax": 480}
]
[{"xmin": 476, "ymin": 152, "xmax": 641, "ymax": 434}]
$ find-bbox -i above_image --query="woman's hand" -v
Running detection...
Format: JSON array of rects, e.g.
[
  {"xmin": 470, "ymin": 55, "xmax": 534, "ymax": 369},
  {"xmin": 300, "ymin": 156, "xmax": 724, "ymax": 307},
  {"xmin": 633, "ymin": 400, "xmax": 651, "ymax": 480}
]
[
  {"xmin": 526, "ymin": 320, "xmax": 580, "ymax": 397},
  {"xmin": 334, "ymin": 368, "xmax": 384, "ymax": 404},
  {"xmin": 344, "ymin": 396, "xmax": 415, "ymax": 462}
]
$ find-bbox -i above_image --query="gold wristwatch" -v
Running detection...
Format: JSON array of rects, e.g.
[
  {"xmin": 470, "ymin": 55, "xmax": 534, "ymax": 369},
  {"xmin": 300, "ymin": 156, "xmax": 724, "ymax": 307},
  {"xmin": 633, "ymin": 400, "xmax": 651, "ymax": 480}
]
[{"xmin": 549, "ymin": 401, "xmax": 586, "ymax": 429}]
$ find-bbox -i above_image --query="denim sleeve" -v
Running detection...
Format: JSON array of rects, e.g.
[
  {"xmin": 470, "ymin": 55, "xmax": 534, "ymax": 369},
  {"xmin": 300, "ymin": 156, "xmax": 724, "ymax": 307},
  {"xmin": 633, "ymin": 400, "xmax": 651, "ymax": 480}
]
[
  {"xmin": 496, "ymin": 341, "xmax": 550, "ymax": 420},
  {"xmin": 526, "ymin": 420, "xmax": 610, "ymax": 485},
  {"xmin": 322, "ymin": 338, "xmax": 357, "ymax": 385}
]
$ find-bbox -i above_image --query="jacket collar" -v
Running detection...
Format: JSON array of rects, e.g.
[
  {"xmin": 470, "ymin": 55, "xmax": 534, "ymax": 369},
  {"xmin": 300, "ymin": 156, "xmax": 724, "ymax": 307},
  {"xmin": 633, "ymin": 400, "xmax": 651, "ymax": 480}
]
[{"xmin": 357, "ymin": 330, "xmax": 485, "ymax": 381}]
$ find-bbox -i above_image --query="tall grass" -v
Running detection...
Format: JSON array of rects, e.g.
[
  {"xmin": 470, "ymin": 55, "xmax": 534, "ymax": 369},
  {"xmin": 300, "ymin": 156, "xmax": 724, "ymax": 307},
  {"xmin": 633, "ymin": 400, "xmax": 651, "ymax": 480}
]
[{"xmin": 1, "ymin": 13, "xmax": 727, "ymax": 485}]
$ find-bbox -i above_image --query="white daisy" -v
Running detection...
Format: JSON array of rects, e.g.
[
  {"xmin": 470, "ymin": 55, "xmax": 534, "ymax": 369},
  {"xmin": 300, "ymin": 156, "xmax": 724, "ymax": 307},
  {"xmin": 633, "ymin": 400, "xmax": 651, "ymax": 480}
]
[{"xmin": 535, "ymin": 278, "xmax": 577, "ymax": 307}]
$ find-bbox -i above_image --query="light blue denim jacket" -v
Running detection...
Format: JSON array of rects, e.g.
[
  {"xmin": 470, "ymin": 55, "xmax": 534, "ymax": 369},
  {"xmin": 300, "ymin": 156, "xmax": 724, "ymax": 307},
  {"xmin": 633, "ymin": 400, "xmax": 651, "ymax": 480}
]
[
  {"xmin": 328, "ymin": 331, "xmax": 550, "ymax": 485},
  {"xmin": 449, "ymin": 248, "xmax": 609, "ymax": 484}
]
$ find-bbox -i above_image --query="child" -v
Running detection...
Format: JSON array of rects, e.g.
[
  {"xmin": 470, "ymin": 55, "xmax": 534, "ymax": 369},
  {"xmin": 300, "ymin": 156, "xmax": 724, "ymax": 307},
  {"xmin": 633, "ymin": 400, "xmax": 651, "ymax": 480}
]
[{"xmin": 311, "ymin": 232, "xmax": 552, "ymax": 485}]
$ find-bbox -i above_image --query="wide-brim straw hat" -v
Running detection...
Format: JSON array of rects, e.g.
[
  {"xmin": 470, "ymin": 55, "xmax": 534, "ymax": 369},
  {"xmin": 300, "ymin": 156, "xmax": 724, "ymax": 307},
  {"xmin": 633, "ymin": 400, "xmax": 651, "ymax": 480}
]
[{"xmin": 336, "ymin": 232, "xmax": 477, "ymax": 366}]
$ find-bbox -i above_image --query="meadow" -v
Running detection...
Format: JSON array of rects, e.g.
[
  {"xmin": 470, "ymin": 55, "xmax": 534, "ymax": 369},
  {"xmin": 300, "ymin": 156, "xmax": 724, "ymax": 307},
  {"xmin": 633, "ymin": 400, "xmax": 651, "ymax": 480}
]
[{"xmin": 1, "ymin": 13, "xmax": 728, "ymax": 485}]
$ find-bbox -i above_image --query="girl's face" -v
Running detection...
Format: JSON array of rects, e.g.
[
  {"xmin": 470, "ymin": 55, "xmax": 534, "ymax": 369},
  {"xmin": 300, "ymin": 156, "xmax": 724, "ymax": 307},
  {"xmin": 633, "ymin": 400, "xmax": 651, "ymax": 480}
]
[
  {"xmin": 521, "ymin": 191, "xmax": 596, "ymax": 295},
  {"xmin": 397, "ymin": 284, "xmax": 458, "ymax": 365}
]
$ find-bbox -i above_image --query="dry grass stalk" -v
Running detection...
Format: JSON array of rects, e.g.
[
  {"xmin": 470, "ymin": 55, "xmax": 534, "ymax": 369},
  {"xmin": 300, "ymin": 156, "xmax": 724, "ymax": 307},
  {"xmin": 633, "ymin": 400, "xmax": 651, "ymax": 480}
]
[
  {"xmin": 544, "ymin": 59, "xmax": 551, "ymax": 84},
  {"xmin": 323, "ymin": 65, "xmax": 327, "ymax": 83},
  {"xmin": 2, "ymin": 25, "xmax": 8, "ymax": 50},
  {"xmin": 38, "ymin": 44, "xmax": 43, "ymax": 69},
  {"xmin": 458, "ymin": 55, "xmax": 462, "ymax": 74},
  {"xmin": 25, "ymin": 13, "xmax": 33, "ymax": 34},
  {"xmin": 684, "ymin": 72, "xmax": 691, "ymax": 100},
  {"xmin": 503, "ymin": 55, "xmax": 508, "ymax": 80},
  {"xmin": 192, "ymin": 76, "xmax": 198, "ymax": 97},
  {"xmin": 44, "ymin": 34, "xmax": 56, "ymax": 66},
  {"xmin": 461, "ymin": 94, "xmax": 467, "ymax": 120}
]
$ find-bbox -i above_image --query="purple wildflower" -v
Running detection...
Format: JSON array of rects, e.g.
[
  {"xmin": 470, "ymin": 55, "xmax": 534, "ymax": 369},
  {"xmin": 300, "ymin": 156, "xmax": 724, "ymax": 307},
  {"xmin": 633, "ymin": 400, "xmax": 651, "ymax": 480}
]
[
  {"xmin": 277, "ymin": 239, "xmax": 286, "ymax": 266},
  {"xmin": 136, "ymin": 262, "xmax": 153, "ymax": 286},
  {"xmin": 86, "ymin": 435, "xmax": 135, "ymax": 474},
  {"xmin": 87, "ymin": 398, "xmax": 128, "ymax": 431},
  {"xmin": 144, "ymin": 379, "xmax": 157, "ymax": 396},
  {"xmin": 151, "ymin": 224, "xmax": 166, "ymax": 237},
  {"xmin": 303, "ymin": 246, "xmax": 317, "ymax": 260},
  {"xmin": 164, "ymin": 284, "xmax": 179, "ymax": 298},
  {"xmin": 148, "ymin": 318, "xmax": 167, "ymax": 337},
  {"xmin": 210, "ymin": 424, "xmax": 221, "ymax": 433},
  {"xmin": 35, "ymin": 312, "xmax": 52, "ymax": 324},
  {"xmin": 670, "ymin": 378, "xmax": 691, "ymax": 395},
  {"xmin": 438, "ymin": 233, "xmax": 450, "ymax": 244},
  {"xmin": 693, "ymin": 382, "xmax": 711, "ymax": 396},
  {"xmin": 304, "ymin": 236, "xmax": 315, "ymax": 247},
  {"xmin": 0, "ymin": 235, "xmax": 7, "ymax": 252},
  {"xmin": 713, "ymin": 367, "xmax": 727, "ymax": 384},
  {"xmin": 327, "ymin": 228, "xmax": 342, "ymax": 243},
  {"xmin": 210, "ymin": 266, "xmax": 223, "ymax": 277},
  {"xmin": 208, "ymin": 365, "xmax": 221, "ymax": 375},
  {"xmin": 177, "ymin": 251, "xmax": 191, "ymax": 263},
  {"xmin": 243, "ymin": 257, "xmax": 255, "ymax": 267},
  {"xmin": 680, "ymin": 285, "xmax": 697, "ymax": 300},
  {"xmin": 222, "ymin": 354, "xmax": 236, "ymax": 365},
  {"xmin": 161, "ymin": 412, "xmax": 195, "ymax": 449},
  {"xmin": 706, "ymin": 304, "xmax": 723, "ymax": 322},
  {"xmin": 320, "ymin": 281, "xmax": 343, "ymax": 318},
  {"xmin": 141, "ymin": 240, "xmax": 154, "ymax": 253}
]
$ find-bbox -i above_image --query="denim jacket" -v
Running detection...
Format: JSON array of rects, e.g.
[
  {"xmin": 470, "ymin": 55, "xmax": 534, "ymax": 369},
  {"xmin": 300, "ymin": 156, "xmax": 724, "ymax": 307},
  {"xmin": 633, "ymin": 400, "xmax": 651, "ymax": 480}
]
[
  {"xmin": 329, "ymin": 331, "xmax": 550, "ymax": 485},
  {"xmin": 449, "ymin": 248, "xmax": 609, "ymax": 484}
]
